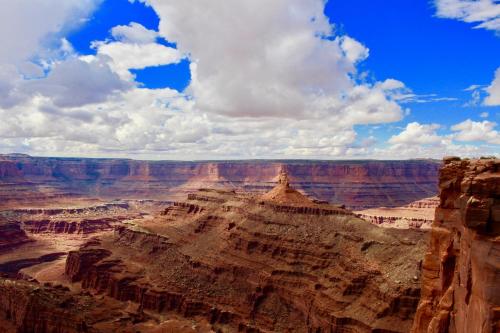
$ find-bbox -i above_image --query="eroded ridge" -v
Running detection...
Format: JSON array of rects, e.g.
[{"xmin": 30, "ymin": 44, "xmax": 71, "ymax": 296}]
[
  {"xmin": 63, "ymin": 177, "xmax": 428, "ymax": 332},
  {"xmin": 411, "ymin": 157, "xmax": 500, "ymax": 333}
]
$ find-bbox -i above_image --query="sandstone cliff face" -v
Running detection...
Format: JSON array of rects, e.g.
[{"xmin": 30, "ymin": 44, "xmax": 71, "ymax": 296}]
[
  {"xmin": 0, "ymin": 154, "xmax": 440, "ymax": 209},
  {"xmin": 0, "ymin": 279, "xmax": 91, "ymax": 333},
  {"xmin": 0, "ymin": 218, "xmax": 32, "ymax": 251},
  {"xmin": 412, "ymin": 157, "xmax": 500, "ymax": 333},
  {"xmin": 21, "ymin": 219, "xmax": 115, "ymax": 234},
  {"xmin": 355, "ymin": 197, "xmax": 438, "ymax": 229},
  {"xmin": 10, "ymin": 202, "xmax": 134, "ymax": 235}
]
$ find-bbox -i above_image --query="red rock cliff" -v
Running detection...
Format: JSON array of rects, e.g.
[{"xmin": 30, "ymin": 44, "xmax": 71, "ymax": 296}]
[
  {"xmin": 0, "ymin": 155, "xmax": 440, "ymax": 210},
  {"xmin": 0, "ymin": 218, "xmax": 32, "ymax": 251},
  {"xmin": 411, "ymin": 157, "xmax": 500, "ymax": 333}
]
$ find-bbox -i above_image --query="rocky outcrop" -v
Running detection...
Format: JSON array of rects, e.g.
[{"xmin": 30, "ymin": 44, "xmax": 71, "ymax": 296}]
[
  {"xmin": 355, "ymin": 214, "xmax": 432, "ymax": 229},
  {"xmin": 22, "ymin": 219, "xmax": 115, "ymax": 234},
  {"xmin": 411, "ymin": 157, "xmax": 500, "ymax": 333},
  {"xmin": 406, "ymin": 196, "xmax": 440, "ymax": 209},
  {"xmin": 0, "ymin": 219, "xmax": 32, "ymax": 251},
  {"xmin": 66, "ymin": 178, "xmax": 429, "ymax": 332},
  {"xmin": 355, "ymin": 197, "xmax": 438, "ymax": 229},
  {"xmin": 10, "ymin": 202, "xmax": 129, "ymax": 216},
  {"xmin": 0, "ymin": 154, "xmax": 440, "ymax": 209},
  {"xmin": 7, "ymin": 202, "xmax": 134, "ymax": 235},
  {"xmin": 0, "ymin": 279, "xmax": 92, "ymax": 333}
]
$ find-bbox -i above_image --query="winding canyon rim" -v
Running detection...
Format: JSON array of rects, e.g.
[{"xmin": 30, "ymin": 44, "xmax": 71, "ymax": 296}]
[{"xmin": 0, "ymin": 154, "xmax": 440, "ymax": 210}]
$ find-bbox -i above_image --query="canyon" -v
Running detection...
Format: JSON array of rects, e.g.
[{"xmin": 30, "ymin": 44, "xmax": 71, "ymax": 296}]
[
  {"xmin": 0, "ymin": 157, "xmax": 497, "ymax": 332},
  {"xmin": 0, "ymin": 154, "xmax": 440, "ymax": 210}
]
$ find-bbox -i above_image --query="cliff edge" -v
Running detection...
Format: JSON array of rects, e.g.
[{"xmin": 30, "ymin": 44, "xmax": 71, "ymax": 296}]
[{"xmin": 411, "ymin": 157, "xmax": 500, "ymax": 333}]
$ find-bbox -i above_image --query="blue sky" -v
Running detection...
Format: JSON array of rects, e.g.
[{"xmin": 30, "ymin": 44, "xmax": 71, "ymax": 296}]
[{"xmin": 0, "ymin": 0, "xmax": 498, "ymax": 159}]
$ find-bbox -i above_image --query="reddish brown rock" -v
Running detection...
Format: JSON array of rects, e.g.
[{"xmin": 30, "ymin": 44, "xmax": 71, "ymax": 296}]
[
  {"xmin": 411, "ymin": 157, "xmax": 500, "ymax": 333},
  {"xmin": 22, "ymin": 219, "xmax": 115, "ymax": 234},
  {"xmin": 355, "ymin": 197, "xmax": 438, "ymax": 229},
  {"xmin": 0, "ymin": 218, "xmax": 32, "ymax": 251},
  {"xmin": 0, "ymin": 279, "xmax": 91, "ymax": 333},
  {"xmin": 0, "ymin": 154, "xmax": 440, "ymax": 210},
  {"xmin": 65, "ymin": 177, "xmax": 428, "ymax": 332},
  {"xmin": 0, "ymin": 277, "xmax": 214, "ymax": 333}
]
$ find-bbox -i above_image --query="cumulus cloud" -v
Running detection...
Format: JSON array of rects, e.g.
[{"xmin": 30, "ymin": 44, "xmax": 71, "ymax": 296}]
[
  {"xmin": 3, "ymin": 0, "xmax": 494, "ymax": 160},
  {"xmin": 93, "ymin": 41, "xmax": 183, "ymax": 81},
  {"xmin": 25, "ymin": 57, "xmax": 130, "ymax": 108},
  {"xmin": 2, "ymin": 0, "xmax": 392, "ymax": 158},
  {"xmin": 451, "ymin": 119, "xmax": 500, "ymax": 144},
  {"xmin": 434, "ymin": 0, "xmax": 500, "ymax": 32},
  {"xmin": 388, "ymin": 122, "xmax": 443, "ymax": 145},
  {"xmin": 0, "ymin": 85, "xmax": 366, "ymax": 159},
  {"xmin": 141, "ymin": 0, "xmax": 401, "ymax": 121},
  {"xmin": 484, "ymin": 67, "xmax": 500, "ymax": 105},
  {"xmin": 0, "ymin": 0, "xmax": 100, "ymax": 64},
  {"xmin": 339, "ymin": 36, "xmax": 370, "ymax": 63},
  {"xmin": 383, "ymin": 120, "xmax": 499, "ymax": 159},
  {"xmin": 0, "ymin": 0, "xmax": 102, "ymax": 108},
  {"xmin": 111, "ymin": 22, "xmax": 158, "ymax": 44}
]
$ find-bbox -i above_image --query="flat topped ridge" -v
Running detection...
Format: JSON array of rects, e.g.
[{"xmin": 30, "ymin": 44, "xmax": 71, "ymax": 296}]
[{"xmin": 260, "ymin": 168, "xmax": 315, "ymax": 206}]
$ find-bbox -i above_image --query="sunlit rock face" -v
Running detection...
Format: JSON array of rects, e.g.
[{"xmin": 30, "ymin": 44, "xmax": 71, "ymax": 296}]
[
  {"xmin": 63, "ymin": 175, "xmax": 428, "ymax": 333},
  {"xmin": 355, "ymin": 196, "xmax": 439, "ymax": 229},
  {"xmin": 0, "ymin": 154, "xmax": 440, "ymax": 210},
  {"xmin": 412, "ymin": 157, "xmax": 500, "ymax": 333}
]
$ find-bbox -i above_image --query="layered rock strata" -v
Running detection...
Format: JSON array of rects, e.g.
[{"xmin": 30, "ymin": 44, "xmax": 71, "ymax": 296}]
[
  {"xmin": 355, "ymin": 197, "xmax": 438, "ymax": 229},
  {"xmin": 0, "ymin": 279, "xmax": 91, "ymax": 333},
  {"xmin": 21, "ymin": 218, "xmax": 116, "ymax": 234},
  {"xmin": 6, "ymin": 202, "xmax": 137, "ymax": 235},
  {"xmin": 411, "ymin": 157, "xmax": 500, "ymax": 333},
  {"xmin": 0, "ymin": 218, "xmax": 32, "ymax": 251},
  {"xmin": 65, "ymin": 179, "xmax": 428, "ymax": 332},
  {"xmin": 0, "ymin": 277, "xmax": 213, "ymax": 333},
  {"xmin": 0, "ymin": 154, "xmax": 440, "ymax": 209}
]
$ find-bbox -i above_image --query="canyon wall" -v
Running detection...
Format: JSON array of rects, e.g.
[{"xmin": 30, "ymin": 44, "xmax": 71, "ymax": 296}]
[
  {"xmin": 355, "ymin": 197, "xmax": 439, "ymax": 229},
  {"xmin": 412, "ymin": 157, "xmax": 500, "ymax": 333},
  {"xmin": 0, "ymin": 218, "xmax": 32, "ymax": 251},
  {"xmin": 0, "ymin": 279, "xmax": 92, "ymax": 333},
  {"xmin": 0, "ymin": 154, "xmax": 440, "ymax": 209}
]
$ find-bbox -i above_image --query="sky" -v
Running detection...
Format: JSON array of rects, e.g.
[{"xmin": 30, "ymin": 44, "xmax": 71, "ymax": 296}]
[{"xmin": 0, "ymin": 0, "xmax": 498, "ymax": 160}]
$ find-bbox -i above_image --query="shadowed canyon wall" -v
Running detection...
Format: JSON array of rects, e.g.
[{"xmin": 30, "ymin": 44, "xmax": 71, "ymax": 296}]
[
  {"xmin": 412, "ymin": 157, "xmax": 500, "ymax": 333},
  {"xmin": 0, "ymin": 154, "xmax": 440, "ymax": 209}
]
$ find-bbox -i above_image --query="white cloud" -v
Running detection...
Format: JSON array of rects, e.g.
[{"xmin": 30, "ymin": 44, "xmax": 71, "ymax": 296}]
[
  {"xmin": 0, "ymin": 0, "xmax": 102, "ymax": 108},
  {"xmin": 25, "ymin": 57, "xmax": 130, "ymax": 108},
  {"xmin": 339, "ymin": 36, "xmax": 369, "ymax": 64},
  {"xmin": 451, "ymin": 119, "xmax": 500, "ymax": 144},
  {"xmin": 378, "ymin": 79, "xmax": 406, "ymax": 91},
  {"xmin": 0, "ymin": 0, "xmax": 100, "ymax": 64},
  {"xmin": 0, "ymin": 86, "xmax": 366, "ymax": 159},
  {"xmin": 111, "ymin": 22, "xmax": 158, "ymax": 44},
  {"xmin": 381, "ymin": 120, "xmax": 499, "ymax": 159},
  {"xmin": 484, "ymin": 67, "xmax": 500, "ymax": 105},
  {"xmin": 434, "ymin": 0, "xmax": 500, "ymax": 32},
  {"xmin": 143, "ymin": 0, "xmax": 402, "ymax": 122},
  {"xmin": 4, "ymin": 0, "xmax": 495, "ymax": 160},
  {"xmin": 388, "ymin": 122, "xmax": 443, "ymax": 145},
  {"xmin": 93, "ymin": 41, "xmax": 183, "ymax": 81},
  {"xmin": 480, "ymin": 112, "xmax": 489, "ymax": 118}
]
